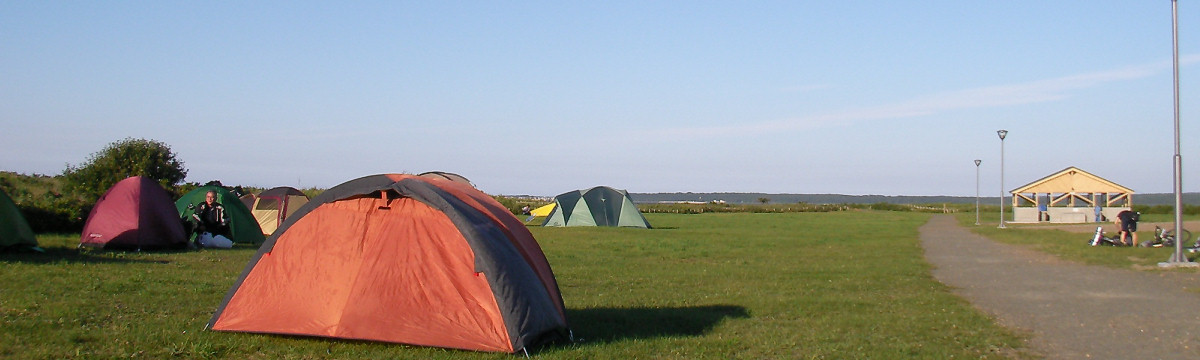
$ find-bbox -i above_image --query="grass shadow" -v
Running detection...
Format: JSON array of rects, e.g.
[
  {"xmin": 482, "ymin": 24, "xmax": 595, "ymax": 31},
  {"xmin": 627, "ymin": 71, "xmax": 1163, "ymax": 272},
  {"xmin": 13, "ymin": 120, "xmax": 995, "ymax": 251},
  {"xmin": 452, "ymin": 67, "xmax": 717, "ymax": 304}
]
[
  {"xmin": 0, "ymin": 246, "xmax": 173, "ymax": 264},
  {"xmin": 565, "ymin": 305, "xmax": 748, "ymax": 343}
]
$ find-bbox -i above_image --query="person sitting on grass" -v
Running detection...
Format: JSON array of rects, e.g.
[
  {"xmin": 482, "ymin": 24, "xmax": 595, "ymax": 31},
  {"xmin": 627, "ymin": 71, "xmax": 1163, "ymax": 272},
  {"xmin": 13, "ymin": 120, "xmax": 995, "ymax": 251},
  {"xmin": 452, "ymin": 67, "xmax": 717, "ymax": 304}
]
[
  {"xmin": 189, "ymin": 190, "xmax": 233, "ymax": 248},
  {"xmin": 522, "ymin": 205, "xmax": 535, "ymax": 222}
]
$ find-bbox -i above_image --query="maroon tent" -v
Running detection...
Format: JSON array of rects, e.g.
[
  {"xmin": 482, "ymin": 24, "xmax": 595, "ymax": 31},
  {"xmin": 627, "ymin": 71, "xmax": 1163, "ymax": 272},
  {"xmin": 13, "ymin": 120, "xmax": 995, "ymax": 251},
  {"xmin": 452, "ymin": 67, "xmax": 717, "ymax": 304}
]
[{"xmin": 80, "ymin": 176, "xmax": 187, "ymax": 250}]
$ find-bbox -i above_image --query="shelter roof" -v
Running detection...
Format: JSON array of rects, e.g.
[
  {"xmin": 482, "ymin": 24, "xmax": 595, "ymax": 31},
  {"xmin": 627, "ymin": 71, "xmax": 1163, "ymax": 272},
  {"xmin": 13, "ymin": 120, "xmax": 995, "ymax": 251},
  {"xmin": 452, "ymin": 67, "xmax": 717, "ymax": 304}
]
[{"xmin": 1010, "ymin": 166, "xmax": 1133, "ymax": 194}]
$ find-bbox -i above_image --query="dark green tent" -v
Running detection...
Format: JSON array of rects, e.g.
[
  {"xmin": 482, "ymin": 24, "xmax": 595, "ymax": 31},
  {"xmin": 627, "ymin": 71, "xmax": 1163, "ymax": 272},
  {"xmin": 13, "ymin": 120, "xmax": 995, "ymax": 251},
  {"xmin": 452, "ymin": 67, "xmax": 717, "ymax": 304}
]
[
  {"xmin": 0, "ymin": 189, "xmax": 38, "ymax": 250},
  {"xmin": 542, "ymin": 186, "xmax": 651, "ymax": 228},
  {"xmin": 176, "ymin": 186, "xmax": 265, "ymax": 245}
]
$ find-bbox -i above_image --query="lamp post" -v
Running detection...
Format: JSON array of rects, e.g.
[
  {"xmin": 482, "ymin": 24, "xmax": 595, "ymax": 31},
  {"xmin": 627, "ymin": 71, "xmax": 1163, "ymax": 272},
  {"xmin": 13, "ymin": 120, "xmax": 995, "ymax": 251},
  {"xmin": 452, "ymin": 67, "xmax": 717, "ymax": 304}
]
[
  {"xmin": 975, "ymin": 159, "xmax": 982, "ymax": 225},
  {"xmin": 997, "ymin": 130, "xmax": 1008, "ymax": 229},
  {"xmin": 1161, "ymin": 0, "xmax": 1196, "ymax": 267}
]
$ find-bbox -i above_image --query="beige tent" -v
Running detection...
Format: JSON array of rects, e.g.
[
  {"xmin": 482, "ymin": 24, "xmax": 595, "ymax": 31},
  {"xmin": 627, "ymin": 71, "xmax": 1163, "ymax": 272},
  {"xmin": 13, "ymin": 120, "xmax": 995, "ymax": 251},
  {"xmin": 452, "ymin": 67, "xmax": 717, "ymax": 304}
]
[
  {"xmin": 251, "ymin": 187, "xmax": 310, "ymax": 235},
  {"xmin": 1009, "ymin": 167, "xmax": 1132, "ymax": 223}
]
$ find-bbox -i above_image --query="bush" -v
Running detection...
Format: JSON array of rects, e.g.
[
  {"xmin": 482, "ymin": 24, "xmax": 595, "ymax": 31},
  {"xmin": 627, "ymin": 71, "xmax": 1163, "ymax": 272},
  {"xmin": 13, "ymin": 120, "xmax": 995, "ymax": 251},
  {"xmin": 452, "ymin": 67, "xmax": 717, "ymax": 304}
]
[
  {"xmin": 17, "ymin": 198, "xmax": 89, "ymax": 233},
  {"xmin": 0, "ymin": 173, "xmax": 89, "ymax": 232},
  {"xmin": 493, "ymin": 196, "xmax": 549, "ymax": 215},
  {"xmin": 62, "ymin": 138, "xmax": 187, "ymax": 202}
]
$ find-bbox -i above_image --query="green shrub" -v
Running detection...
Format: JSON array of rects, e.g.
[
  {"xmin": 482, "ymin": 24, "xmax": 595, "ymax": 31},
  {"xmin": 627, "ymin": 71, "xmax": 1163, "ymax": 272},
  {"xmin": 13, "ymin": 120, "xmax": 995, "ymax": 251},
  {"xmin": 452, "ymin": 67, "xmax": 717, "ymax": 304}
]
[
  {"xmin": 62, "ymin": 137, "xmax": 188, "ymax": 202},
  {"xmin": 16, "ymin": 198, "xmax": 89, "ymax": 233},
  {"xmin": 1, "ymin": 172, "xmax": 89, "ymax": 232},
  {"xmin": 493, "ymin": 196, "xmax": 550, "ymax": 215}
]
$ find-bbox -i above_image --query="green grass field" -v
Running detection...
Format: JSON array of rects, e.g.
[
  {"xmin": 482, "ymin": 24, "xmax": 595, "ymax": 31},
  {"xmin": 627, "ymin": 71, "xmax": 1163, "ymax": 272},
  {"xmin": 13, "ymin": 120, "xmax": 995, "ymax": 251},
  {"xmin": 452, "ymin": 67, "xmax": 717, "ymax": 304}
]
[{"xmin": 2, "ymin": 211, "xmax": 1028, "ymax": 359}]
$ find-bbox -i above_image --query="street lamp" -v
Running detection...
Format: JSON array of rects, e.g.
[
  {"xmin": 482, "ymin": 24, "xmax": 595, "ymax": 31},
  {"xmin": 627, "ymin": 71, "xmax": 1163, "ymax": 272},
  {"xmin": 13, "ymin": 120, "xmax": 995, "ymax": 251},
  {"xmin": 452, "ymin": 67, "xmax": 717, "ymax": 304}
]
[
  {"xmin": 975, "ymin": 159, "xmax": 982, "ymax": 225},
  {"xmin": 1161, "ymin": 0, "xmax": 1196, "ymax": 267},
  {"xmin": 997, "ymin": 130, "xmax": 1008, "ymax": 229}
]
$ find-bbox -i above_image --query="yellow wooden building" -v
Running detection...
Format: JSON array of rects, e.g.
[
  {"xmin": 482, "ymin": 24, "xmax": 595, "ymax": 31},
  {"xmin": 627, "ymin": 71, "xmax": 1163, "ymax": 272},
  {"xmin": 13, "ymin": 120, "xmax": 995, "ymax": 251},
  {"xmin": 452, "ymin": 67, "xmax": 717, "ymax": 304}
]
[{"xmin": 1009, "ymin": 167, "xmax": 1132, "ymax": 223}]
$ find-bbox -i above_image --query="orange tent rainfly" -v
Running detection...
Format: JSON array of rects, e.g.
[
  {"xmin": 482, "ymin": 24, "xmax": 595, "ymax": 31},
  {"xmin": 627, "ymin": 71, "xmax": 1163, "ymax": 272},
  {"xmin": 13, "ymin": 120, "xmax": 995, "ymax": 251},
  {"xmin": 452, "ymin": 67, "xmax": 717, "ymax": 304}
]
[
  {"xmin": 207, "ymin": 174, "xmax": 569, "ymax": 353},
  {"xmin": 418, "ymin": 170, "xmax": 475, "ymax": 187}
]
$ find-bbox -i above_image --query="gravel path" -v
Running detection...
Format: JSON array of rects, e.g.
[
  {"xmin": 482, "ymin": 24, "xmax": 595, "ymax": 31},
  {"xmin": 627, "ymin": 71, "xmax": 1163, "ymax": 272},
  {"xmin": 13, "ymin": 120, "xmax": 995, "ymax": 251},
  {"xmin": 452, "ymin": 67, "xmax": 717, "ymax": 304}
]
[{"xmin": 920, "ymin": 214, "xmax": 1200, "ymax": 359}]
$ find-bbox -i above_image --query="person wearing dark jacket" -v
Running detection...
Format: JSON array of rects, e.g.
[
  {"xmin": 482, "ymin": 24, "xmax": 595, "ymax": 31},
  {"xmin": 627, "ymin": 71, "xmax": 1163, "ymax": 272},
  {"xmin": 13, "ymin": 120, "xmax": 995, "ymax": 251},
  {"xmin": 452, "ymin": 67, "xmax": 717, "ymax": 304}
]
[
  {"xmin": 192, "ymin": 190, "xmax": 230, "ymax": 239},
  {"xmin": 1116, "ymin": 210, "xmax": 1140, "ymax": 246}
]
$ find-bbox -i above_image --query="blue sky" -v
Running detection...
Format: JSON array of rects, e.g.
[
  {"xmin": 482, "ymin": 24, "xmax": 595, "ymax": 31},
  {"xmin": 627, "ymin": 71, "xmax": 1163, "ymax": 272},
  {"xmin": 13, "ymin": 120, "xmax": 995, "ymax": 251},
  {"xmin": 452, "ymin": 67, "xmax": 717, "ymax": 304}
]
[{"xmin": 3, "ymin": 1, "xmax": 1199, "ymax": 197}]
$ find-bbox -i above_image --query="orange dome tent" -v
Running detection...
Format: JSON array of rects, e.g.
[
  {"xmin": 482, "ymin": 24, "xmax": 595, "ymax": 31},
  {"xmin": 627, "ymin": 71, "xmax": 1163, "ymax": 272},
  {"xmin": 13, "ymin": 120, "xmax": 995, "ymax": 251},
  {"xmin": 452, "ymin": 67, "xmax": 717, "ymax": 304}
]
[
  {"xmin": 207, "ymin": 174, "xmax": 568, "ymax": 353},
  {"xmin": 417, "ymin": 171, "xmax": 474, "ymax": 187}
]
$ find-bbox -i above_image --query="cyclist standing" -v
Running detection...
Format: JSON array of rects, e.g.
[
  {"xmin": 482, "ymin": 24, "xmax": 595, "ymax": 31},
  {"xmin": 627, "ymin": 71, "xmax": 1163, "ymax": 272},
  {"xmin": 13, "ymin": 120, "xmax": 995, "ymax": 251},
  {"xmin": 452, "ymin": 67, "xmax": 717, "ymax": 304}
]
[{"xmin": 1116, "ymin": 210, "xmax": 1140, "ymax": 246}]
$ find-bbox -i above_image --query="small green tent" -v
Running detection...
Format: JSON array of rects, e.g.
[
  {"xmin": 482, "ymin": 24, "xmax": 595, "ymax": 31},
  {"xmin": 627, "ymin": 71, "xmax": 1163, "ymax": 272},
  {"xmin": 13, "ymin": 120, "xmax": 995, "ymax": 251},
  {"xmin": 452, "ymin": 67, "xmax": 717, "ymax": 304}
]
[
  {"xmin": 0, "ymin": 189, "xmax": 38, "ymax": 251},
  {"xmin": 542, "ymin": 186, "xmax": 651, "ymax": 228},
  {"xmin": 176, "ymin": 186, "xmax": 265, "ymax": 245}
]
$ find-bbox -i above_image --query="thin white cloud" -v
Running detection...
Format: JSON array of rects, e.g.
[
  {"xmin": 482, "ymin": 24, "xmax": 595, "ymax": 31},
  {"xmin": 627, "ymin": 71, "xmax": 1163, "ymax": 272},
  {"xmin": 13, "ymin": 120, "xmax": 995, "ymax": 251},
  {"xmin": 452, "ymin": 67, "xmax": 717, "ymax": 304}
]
[
  {"xmin": 651, "ymin": 56, "xmax": 1200, "ymax": 138},
  {"xmin": 780, "ymin": 84, "xmax": 831, "ymax": 93}
]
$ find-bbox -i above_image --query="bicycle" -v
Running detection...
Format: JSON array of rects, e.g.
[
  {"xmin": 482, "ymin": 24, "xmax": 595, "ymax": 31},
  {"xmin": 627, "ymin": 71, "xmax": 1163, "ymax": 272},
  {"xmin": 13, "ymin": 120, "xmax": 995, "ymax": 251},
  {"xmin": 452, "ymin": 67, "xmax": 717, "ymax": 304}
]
[
  {"xmin": 1089, "ymin": 226, "xmax": 1130, "ymax": 247},
  {"xmin": 1140, "ymin": 226, "xmax": 1192, "ymax": 248}
]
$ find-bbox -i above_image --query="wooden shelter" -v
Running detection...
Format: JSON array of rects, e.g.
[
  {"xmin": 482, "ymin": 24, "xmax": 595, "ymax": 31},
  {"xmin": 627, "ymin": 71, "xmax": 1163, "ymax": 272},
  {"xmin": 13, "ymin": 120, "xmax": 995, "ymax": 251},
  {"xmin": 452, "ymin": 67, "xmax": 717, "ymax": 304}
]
[{"xmin": 1009, "ymin": 167, "xmax": 1132, "ymax": 223}]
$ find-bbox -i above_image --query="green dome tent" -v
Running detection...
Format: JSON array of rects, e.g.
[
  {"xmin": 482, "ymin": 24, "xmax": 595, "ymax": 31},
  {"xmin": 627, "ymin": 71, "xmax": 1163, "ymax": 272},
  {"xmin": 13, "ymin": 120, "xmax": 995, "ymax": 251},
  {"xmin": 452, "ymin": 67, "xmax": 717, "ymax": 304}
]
[
  {"xmin": 542, "ymin": 186, "xmax": 651, "ymax": 228},
  {"xmin": 176, "ymin": 186, "xmax": 265, "ymax": 245},
  {"xmin": 0, "ymin": 189, "xmax": 38, "ymax": 251}
]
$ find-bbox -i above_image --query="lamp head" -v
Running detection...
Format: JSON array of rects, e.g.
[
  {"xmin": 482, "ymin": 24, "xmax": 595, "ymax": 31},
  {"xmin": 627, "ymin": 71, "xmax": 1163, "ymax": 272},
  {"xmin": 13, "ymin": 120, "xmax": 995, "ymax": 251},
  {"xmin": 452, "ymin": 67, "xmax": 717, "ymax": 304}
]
[{"xmin": 997, "ymin": 129, "xmax": 1008, "ymax": 140}]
